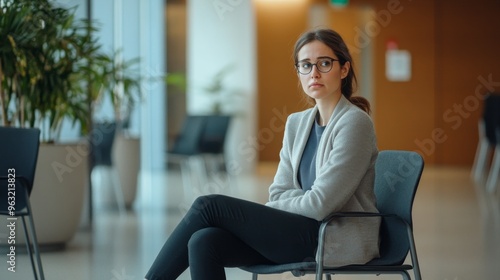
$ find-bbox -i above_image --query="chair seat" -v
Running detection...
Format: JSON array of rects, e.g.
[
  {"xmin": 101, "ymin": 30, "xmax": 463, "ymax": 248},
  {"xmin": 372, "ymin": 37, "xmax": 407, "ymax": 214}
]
[
  {"xmin": 0, "ymin": 208, "xmax": 29, "ymax": 216},
  {"xmin": 329, "ymin": 264, "xmax": 414, "ymax": 272},
  {"xmin": 241, "ymin": 262, "xmax": 316, "ymax": 275},
  {"xmin": 241, "ymin": 262, "xmax": 414, "ymax": 275}
]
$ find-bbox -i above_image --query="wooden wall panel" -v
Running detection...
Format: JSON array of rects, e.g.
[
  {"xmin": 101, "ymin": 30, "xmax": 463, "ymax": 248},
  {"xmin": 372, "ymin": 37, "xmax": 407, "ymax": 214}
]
[
  {"xmin": 368, "ymin": 0, "xmax": 437, "ymax": 164},
  {"xmin": 255, "ymin": 0, "xmax": 310, "ymax": 161},
  {"xmin": 437, "ymin": 0, "xmax": 500, "ymax": 165},
  {"xmin": 256, "ymin": 0, "xmax": 500, "ymax": 166}
]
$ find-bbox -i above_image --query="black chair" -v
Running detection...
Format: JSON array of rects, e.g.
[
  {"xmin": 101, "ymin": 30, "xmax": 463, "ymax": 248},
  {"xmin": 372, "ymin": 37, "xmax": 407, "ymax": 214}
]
[
  {"xmin": 167, "ymin": 116, "xmax": 208, "ymax": 188},
  {"xmin": 0, "ymin": 127, "xmax": 45, "ymax": 280},
  {"xmin": 471, "ymin": 93, "xmax": 500, "ymax": 182},
  {"xmin": 167, "ymin": 115, "xmax": 232, "ymax": 190},
  {"xmin": 201, "ymin": 115, "xmax": 231, "ymax": 173},
  {"xmin": 90, "ymin": 122, "xmax": 117, "ymax": 167},
  {"xmin": 90, "ymin": 122, "xmax": 125, "ymax": 213},
  {"xmin": 201, "ymin": 115, "xmax": 231, "ymax": 153},
  {"xmin": 483, "ymin": 94, "xmax": 500, "ymax": 146},
  {"xmin": 241, "ymin": 150, "xmax": 424, "ymax": 280},
  {"xmin": 168, "ymin": 116, "xmax": 207, "ymax": 157},
  {"xmin": 481, "ymin": 94, "xmax": 500, "ymax": 192}
]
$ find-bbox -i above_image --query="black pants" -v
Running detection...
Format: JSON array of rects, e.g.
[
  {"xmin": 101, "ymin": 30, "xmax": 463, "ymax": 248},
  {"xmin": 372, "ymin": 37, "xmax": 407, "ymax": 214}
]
[{"xmin": 144, "ymin": 194, "xmax": 320, "ymax": 280}]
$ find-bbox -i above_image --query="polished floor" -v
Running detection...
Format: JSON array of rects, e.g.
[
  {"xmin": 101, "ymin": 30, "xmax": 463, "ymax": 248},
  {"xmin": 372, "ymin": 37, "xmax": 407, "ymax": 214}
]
[{"xmin": 2, "ymin": 163, "xmax": 500, "ymax": 280}]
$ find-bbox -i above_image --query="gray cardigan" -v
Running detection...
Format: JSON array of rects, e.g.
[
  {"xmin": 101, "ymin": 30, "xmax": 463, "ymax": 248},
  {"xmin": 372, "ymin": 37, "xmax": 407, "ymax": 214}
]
[{"xmin": 266, "ymin": 95, "xmax": 381, "ymax": 267}]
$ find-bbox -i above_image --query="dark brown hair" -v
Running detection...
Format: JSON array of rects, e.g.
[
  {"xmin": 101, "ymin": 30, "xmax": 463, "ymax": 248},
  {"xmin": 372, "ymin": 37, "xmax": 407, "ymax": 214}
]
[{"xmin": 293, "ymin": 28, "xmax": 371, "ymax": 114}]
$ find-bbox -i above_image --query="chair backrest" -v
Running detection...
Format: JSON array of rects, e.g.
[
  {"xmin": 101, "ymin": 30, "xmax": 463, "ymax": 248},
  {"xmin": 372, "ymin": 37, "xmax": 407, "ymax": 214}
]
[
  {"xmin": 200, "ymin": 115, "xmax": 231, "ymax": 154},
  {"xmin": 0, "ymin": 127, "xmax": 41, "ymax": 210},
  {"xmin": 169, "ymin": 116, "xmax": 207, "ymax": 155},
  {"xmin": 483, "ymin": 93, "xmax": 500, "ymax": 145},
  {"xmin": 370, "ymin": 150, "xmax": 424, "ymax": 266},
  {"xmin": 90, "ymin": 122, "xmax": 117, "ymax": 167}
]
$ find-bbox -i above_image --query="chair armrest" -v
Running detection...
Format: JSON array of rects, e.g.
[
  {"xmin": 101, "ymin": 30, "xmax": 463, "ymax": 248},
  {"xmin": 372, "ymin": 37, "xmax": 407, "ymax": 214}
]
[
  {"xmin": 316, "ymin": 211, "xmax": 416, "ymax": 277},
  {"xmin": 322, "ymin": 211, "xmax": 390, "ymax": 222},
  {"xmin": 320, "ymin": 212, "xmax": 407, "ymax": 237},
  {"xmin": 319, "ymin": 211, "xmax": 408, "ymax": 246}
]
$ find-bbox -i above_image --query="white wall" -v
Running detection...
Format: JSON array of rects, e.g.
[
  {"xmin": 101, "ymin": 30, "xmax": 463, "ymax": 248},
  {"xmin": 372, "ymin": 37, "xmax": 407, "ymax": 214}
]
[{"xmin": 187, "ymin": 0, "xmax": 257, "ymax": 173}]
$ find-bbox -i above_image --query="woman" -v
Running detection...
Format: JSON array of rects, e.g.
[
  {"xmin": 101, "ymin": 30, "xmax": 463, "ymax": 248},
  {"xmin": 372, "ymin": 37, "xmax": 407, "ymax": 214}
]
[{"xmin": 144, "ymin": 28, "xmax": 380, "ymax": 280}]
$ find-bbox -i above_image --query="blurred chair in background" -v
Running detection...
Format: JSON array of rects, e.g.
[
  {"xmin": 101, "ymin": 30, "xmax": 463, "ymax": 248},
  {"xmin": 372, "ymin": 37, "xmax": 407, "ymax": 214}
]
[
  {"xmin": 471, "ymin": 94, "xmax": 500, "ymax": 192},
  {"xmin": 90, "ymin": 122, "xmax": 126, "ymax": 214},
  {"xmin": 471, "ymin": 118, "xmax": 491, "ymax": 183},
  {"xmin": 167, "ymin": 115, "xmax": 232, "ymax": 195},
  {"xmin": 483, "ymin": 94, "xmax": 500, "ymax": 193},
  {"xmin": 201, "ymin": 115, "xmax": 232, "ymax": 178},
  {"xmin": 471, "ymin": 94, "xmax": 500, "ymax": 182},
  {"xmin": 167, "ymin": 116, "xmax": 208, "ymax": 192}
]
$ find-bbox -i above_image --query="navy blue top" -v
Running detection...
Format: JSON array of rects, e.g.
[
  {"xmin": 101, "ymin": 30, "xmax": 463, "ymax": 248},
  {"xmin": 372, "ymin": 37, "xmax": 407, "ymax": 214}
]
[{"xmin": 298, "ymin": 116, "xmax": 326, "ymax": 191}]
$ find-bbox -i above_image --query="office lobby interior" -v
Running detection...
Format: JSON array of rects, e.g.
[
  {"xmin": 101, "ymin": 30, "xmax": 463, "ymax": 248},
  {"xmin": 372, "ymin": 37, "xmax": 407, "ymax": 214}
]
[{"xmin": 1, "ymin": 0, "xmax": 500, "ymax": 279}]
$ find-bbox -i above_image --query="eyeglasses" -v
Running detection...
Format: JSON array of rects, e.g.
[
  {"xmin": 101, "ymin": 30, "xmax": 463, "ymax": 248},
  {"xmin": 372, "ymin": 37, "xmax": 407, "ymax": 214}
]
[{"xmin": 295, "ymin": 58, "xmax": 339, "ymax": 75}]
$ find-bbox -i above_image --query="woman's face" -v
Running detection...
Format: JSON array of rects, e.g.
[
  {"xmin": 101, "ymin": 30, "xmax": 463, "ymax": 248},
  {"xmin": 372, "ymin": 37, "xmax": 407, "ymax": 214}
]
[{"xmin": 296, "ymin": 40, "xmax": 349, "ymax": 103}]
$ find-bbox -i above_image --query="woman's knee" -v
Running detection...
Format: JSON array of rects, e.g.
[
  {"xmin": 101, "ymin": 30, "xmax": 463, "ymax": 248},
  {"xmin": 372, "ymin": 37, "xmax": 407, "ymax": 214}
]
[
  {"xmin": 188, "ymin": 228, "xmax": 225, "ymax": 257},
  {"xmin": 191, "ymin": 194, "xmax": 228, "ymax": 212},
  {"xmin": 192, "ymin": 194, "xmax": 218, "ymax": 207},
  {"xmin": 188, "ymin": 228, "xmax": 230, "ymax": 278}
]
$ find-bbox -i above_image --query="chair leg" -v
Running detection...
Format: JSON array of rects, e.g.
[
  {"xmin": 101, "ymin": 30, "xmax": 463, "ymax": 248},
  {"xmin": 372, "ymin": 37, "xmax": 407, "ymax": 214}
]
[
  {"xmin": 192, "ymin": 156, "xmax": 208, "ymax": 187},
  {"xmin": 472, "ymin": 120, "xmax": 490, "ymax": 183},
  {"xmin": 252, "ymin": 273, "xmax": 258, "ymax": 280},
  {"xmin": 92, "ymin": 166, "xmax": 126, "ymax": 213},
  {"xmin": 217, "ymin": 154, "xmax": 233, "ymax": 189},
  {"xmin": 21, "ymin": 217, "xmax": 37, "ymax": 280},
  {"xmin": 486, "ymin": 145, "xmax": 500, "ymax": 193},
  {"xmin": 315, "ymin": 268, "xmax": 323, "ymax": 280},
  {"xmin": 178, "ymin": 159, "xmax": 196, "ymax": 201},
  {"xmin": 111, "ymin": 167, "xmax": 126, "ymax": 214},
  {"xmin": 401, "ymin": 270, "xmax": 411, "ymax": 280},
  {"xmin": 27, "ymin": 215, "xmax": 45, "ymax": 280},
  {"xmin": 472, "ymin": 138, "xmax": 491, "ymax": 183},
  {"xmin": 204, "ymin": 154, "xmax": 232, "ymax": 192},
  {"xmin": 23, "ymin": 187, "xmax": 45, "ymax": 280},
  {"xmin": 407, "ymin": 224, "xmax": 421, "ymax": 280}
]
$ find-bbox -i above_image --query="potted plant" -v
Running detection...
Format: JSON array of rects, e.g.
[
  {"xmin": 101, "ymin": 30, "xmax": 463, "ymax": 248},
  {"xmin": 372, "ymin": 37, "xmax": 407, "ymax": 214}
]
[
  {"xmin": 89, "ymin": 50, "xmax": 143, "ymax": 209},
  {"xmin": 0, "ymin": 0, "xmax": 104, "ymax": 248},
  {"xmin": 0, "ymin": 0, "xmax": 99, "ymax": 138},
  {"xmin": 90, "ymin": 50, "xmax": 142, "ymax": 129}
]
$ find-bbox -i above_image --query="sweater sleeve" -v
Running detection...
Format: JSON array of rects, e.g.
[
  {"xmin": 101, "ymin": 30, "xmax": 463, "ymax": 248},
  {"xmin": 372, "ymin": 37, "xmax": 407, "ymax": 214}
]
[
  {"xmin": 265, "ymin": 111, "xmax": 376, "ymax": 221},
  {"xmin": 267, "ymin": 114, "xmax": 304, "ymax": 202}
]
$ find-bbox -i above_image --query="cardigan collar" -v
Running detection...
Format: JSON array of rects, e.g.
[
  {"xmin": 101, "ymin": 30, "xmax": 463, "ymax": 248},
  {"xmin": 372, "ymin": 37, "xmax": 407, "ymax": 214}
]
[
  {"xmin": 317, "ymin": 95, "xmax": 354, "ymax": 165},
  {"xmin": 308, "ymin": 94, "xmax": 352, "ymax": 129},
  {"xmin": 291, "ymin": 95, "xmax": 353, "ymax": 186}
]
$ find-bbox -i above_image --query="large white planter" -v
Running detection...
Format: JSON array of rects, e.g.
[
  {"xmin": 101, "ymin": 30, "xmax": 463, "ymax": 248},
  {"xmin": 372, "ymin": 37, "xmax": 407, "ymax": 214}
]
[
  {"xmin": 89, "ymin": 135, "xmax": 140, "ymax": 211},
  {"xmin": 113, "ymin": 135, "xmax": 140, "ymax": 208},
  {"xmin": 21, "ymin": 142, "xmax": 88, "ymax": 249}
]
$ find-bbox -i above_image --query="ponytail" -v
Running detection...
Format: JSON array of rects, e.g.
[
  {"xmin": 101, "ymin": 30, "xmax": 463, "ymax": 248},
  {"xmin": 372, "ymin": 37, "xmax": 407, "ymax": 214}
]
[{"xmin": 349, "ymin": 96, "xmax": 371, "ymax": 114}]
